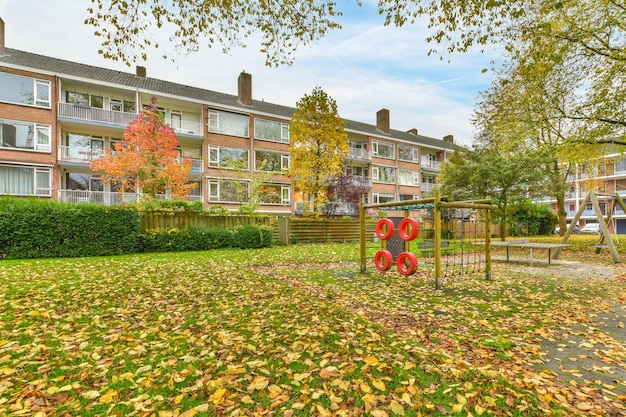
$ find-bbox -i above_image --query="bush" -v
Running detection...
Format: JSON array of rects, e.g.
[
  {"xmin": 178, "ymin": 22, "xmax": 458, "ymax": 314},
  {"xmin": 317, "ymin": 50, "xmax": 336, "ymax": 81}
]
[
  {"xmin": 0, "ymin": 197, "xmax": 140, "ymax": 259},
  {"xmin": 511, "ymin": 202, "xmax": 558, "ymax": 236},
  {"xmin": 139, "ymin": 227, "xmax": 234, "ymax": 252},
  {"xmin": 231, "ymin": 224, "xmax": 274, "ymax": 249}
]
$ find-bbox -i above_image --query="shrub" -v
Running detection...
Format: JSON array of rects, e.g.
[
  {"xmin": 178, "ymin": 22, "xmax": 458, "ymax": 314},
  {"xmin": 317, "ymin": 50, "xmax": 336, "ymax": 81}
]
[
  {"xmin": 0, "ymin": 197, "xmax": 140, "ymax": 259},
  {"xmin": 231, "ymin": 224, "xmax": 274, "ymax": 249},
  {"xmin": 139, "ymin": 227, "xmax": 234, "ymax": 252}
]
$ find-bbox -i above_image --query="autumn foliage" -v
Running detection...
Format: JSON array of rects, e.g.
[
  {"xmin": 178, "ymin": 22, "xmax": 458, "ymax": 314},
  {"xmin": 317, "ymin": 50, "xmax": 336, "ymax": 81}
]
[
  {"xmin": 90, "ymin": 105, "xmax": 194, "ymax": 200},
  {"xmin": 289, "ymin": 86, "xmax": 348, "ymax": 212}
]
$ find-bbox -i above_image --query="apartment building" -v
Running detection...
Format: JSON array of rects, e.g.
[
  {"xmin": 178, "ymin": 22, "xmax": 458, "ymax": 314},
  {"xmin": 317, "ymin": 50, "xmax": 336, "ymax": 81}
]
[
  {"xmin": 0, "ymin": 18, "xmax": 455, "ymax": 215},
  {"xmin": 556, "ymin": 152, "xmax": 626, "ymax": 234}
]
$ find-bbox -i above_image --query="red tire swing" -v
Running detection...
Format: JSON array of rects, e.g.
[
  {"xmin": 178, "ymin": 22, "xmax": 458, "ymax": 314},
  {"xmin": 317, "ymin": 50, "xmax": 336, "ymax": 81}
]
[
  {"xmin": 397, "ymin": 252, "xmax": 418, "ymax": 276},
  {"xmin": 375, "ymin": 218, "xmax": 394, "ymax": 240},
  {"xmin": 398, "ymin": 218, "xmax": 420, "ymax": 241},
  {"xmin": 374, "ymin": 250, "xmax": 393, "ymax": 271}
]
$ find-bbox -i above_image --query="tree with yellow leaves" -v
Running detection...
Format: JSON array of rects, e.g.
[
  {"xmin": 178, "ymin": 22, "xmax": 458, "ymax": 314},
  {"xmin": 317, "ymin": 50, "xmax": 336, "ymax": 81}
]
[{"xmin": 289, "ymin": 87, "xmax": 348, "ymax": 213}]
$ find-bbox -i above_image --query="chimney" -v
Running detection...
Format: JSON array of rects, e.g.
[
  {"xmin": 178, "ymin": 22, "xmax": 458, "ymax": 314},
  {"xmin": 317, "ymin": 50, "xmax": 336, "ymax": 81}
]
[
  {"xmin": 443, "ymin": 134, "xmax": 454, "ymax": 144},
  {"xmin": 376, "ymin": 108, "xmax": 390, "ymax": 134},
  {"xmin": 136, "ymin": 65, "xmax": 146, "ymax": 78},
  {"xmin": 0, "ymin": 18, "xmax": 5, "ymax": 53},
  {"xmin": 238, "ymin": 71, "xmax": 252, "ymax": 106},
  {"xmin": 407, "ymin": 128, "xmax": 418, "ymax": 136}
]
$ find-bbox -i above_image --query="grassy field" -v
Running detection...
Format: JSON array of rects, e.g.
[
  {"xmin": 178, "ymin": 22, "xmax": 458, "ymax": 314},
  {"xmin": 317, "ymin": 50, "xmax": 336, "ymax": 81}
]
[{"xmin": 0, "ymin": 236, "xmax": 625, "ymax": 416}]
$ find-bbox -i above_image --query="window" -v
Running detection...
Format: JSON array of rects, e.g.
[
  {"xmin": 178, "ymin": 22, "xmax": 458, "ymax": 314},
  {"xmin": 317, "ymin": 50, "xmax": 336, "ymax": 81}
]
[
  {"xmin": 209, "ymin": 110, "xmax": 249, "ymax": 137},
  {"xmin": 170, "ymin": 111, "xmax": 182, "ymax": 129},
  {"xmin": 65, "ymin": 173, "xmax": 103, "ymax": 191},
  {"xmin": 372, "ymin": 140, "xmax": 394, "ymax": 159},
  {"xmin": 254, "ymin": 118, "xmax": 289, "ymax": 143},
  {"xmin": 259, "ymin": 184, "xmax": 290, "ymax": 205},
  {"xmin": 208, "ymin": 146, "xmax": 249, "ymax": 169},
  {"xmin": 67, "ymin": 92, "xmax": 103, "ymax": 108},
  {"xmin": 0, "ymin": 165, "xmax": 52, "ymax": 196},
  {"xmin": 208, "ymin": 179, "xmax": 248, "ymax": 203},
  {"xmin": 398, "ymin": 144, "xmax": 419, "ymax": 162},
  {"xmin": 0, "ymin": 119, "xmax": 51, "ymax": 152},
  {"xmin": 372, "ymin": 165, "xmax": 395, "ymax": 183},
  {"xmin": 398, "ymin": 169, "xmax": 420, "ymax": 186},
  {"xmin": 399, "ymin": 194, "xmax": 419, "ymax": 201},
  {"xmin": 255, "ymin": 150, "xmax": 290, "ymax": 172},
  {"xmin": 616, "ymin": 157, "xmax": 626, "ymax": 173},
  {"xmin": 0, "ymin": 73, "xmax": 51, "ymax": 108},
  {"xmin": 373, "ymin": 192, "xmax": 395, "ymax": 204}
]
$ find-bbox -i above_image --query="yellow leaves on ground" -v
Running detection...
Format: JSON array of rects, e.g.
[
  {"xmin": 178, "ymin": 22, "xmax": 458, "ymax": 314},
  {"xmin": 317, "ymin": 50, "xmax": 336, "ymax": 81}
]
[{"xmin": 1, "ymin": 244, "xmax": 625, "ymax": 416}]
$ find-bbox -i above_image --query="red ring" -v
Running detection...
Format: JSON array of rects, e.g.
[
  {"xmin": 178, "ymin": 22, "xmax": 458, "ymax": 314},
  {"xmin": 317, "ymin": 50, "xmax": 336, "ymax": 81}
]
[
  {"xmin": 396, "ymin": 252, "xmax": 418, "ymax": 275},
  {"xmin": 374, "ymin": 250, "xmax": 393, "ymax": 271},
  {"xmin": 375, "ymin": 218, "xmax": 395, "ymax": 240},
  {"xmin": 398, "ymin": 218, "xmax": 420, "ymax": 241}
]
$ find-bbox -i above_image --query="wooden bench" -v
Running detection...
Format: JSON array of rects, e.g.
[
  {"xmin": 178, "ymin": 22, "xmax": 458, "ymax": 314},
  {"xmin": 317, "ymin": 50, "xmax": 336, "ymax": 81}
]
[
  {"xmin": 483, "ymin": 239, "xmax": 569, "ymax": 266},
  {"xmin": 417, "ymin": 240, "xmax": 451, "ymax": 257}
]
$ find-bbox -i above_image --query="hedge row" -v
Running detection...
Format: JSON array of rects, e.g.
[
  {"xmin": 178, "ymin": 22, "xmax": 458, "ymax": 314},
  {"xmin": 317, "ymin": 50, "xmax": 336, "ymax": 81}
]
[
  {"xmin": 0, "ymin": 198, "xmax": 272, "ymax": 260},
  {"xmin": 140, "ymin": 225, "xmax": 273, "ymax": 252}
]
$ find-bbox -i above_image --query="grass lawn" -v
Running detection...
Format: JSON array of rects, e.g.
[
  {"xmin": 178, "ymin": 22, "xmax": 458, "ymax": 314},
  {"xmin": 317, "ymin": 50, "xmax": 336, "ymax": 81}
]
[{"xmin": 0, "ymin": 236, "xmax": 625, "ymax": 416}]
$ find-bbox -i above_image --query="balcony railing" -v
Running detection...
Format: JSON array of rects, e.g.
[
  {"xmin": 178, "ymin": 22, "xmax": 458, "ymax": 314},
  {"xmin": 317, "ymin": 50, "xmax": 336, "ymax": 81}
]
[
  {"xmin": 58, "ymin": 102, "xmax": 137, "ymax": 127},
  {"xmin": 421, "ymin": 157, "xmax": 441, "ymax": 171},
  {"xmin": 58, "ymin": 146, "xmax": 106, "ymax": 163},
  {"xmin": 347, "ymin": 148, "xmax": 371, "ymax": 160},
  {"xmin": 58, "ymin": 103, "xmax": 204, "ymax": 136},
  {"xmin": 421, "ymin": 183, "xmax": 435, "ymax": 193},
  {"xmin": 60, "ymin": 189, "xmax": 203, "ymax": 204}
]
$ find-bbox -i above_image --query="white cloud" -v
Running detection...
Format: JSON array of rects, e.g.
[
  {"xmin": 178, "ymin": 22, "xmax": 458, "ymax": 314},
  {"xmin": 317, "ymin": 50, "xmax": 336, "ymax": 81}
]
[{"xmin": 0, "ymin": 0, "xmax": 503, "ymax": 145}]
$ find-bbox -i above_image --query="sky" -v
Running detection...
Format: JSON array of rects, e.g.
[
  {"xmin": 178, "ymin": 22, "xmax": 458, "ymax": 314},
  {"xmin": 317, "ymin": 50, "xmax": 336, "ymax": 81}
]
[{"xmin": 0, "ymin": 0, "xmax": 503, "ymax": 146}]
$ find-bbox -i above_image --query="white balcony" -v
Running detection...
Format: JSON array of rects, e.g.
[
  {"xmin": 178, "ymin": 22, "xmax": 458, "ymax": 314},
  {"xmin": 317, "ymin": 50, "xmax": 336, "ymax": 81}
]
[
  {"xmin": 59, "ymin": 190, "xmax": 137, "ymax": 205},
  {"xmin": 421, "ymin": 157, "xmax": 441, "ymax": 171},
  {"xmin": 421, "ymin": 183, "xmax": 435, "ymax": 193},
  {"xmin": 347, "ymin": 148, "xmax": 371, "ymax": 160},
  {"xmin": 58, "ymin": 102, "xmax": 137, "ymax": 127},
  {"xmin": 58, "ymin": 146, "xmax": 106, "ymax": 163}
]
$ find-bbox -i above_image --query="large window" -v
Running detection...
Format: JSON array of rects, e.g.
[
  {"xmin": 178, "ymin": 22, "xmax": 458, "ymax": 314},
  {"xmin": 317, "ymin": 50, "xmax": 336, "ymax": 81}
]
[
  {"xmin": 208, "ymin": 110, "xmax": 249, "ymax": 137},
  {"xmin": 0, "ymin": 165, "xmax": 52, "ymax": 196},
  {"xmin": 65, "ymin": 173, "xmax": 103, "ymax": 191},
  {"xmin": 373, "ymin": 192, "xmax": 395, "ymax": 204},
  {"xmin": 254, "ymin": 118, "xmax": 289, "ymax": 143},
  {"xmin": 616, "ymin": 157, "xmax": 626, "ymax": 173},
  {"xmin": 208, "ymin": 179, "xmax": 248, "ymax": 203},
  {"xmin": 110, "ymin": 99, "xmax": 136, "ymax": 113},
  {"xmin": 398, "ymin": 144, "xmax": 419, "ymax": 162},
  {"xmin": 0, "ymin": 73, "xmax": 51, "ymax": 108},
  {"xmin": 67, "ymin": 92, "xmax": 103, "ymax": 108},
  {"xmin": 372, "ymin": 140, "xmax": 395, "ymax": 159},
  {"xmin": 398, "ymin": 169, "xmax": 419, "ymax": 186},
  {"xmin": 208, "ymin": 146, "xmax": 249, "ymax": 169},
  {"xmin": 0, "ymin": 119, "xmax": 51, "ymax": 152},
  {"xmin": 259, "ymin": 184, "xmax": 290, "ymax": 205},
  {"xmin": 255, "ymin": 150, "xmax": 290, "ymax": 172},
  {"xmin": 372, "ymin": 165, "xmax": 395, "ymax": 183}
]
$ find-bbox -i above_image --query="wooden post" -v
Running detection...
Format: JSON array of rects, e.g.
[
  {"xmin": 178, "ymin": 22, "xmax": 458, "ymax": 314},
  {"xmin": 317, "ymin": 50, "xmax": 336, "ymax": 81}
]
[
  {"xmin": 434, "ymin": 192, "xmax": 442, "ymax": 290},
  {"xmin": 485, "ymin": 210, "xmax": 492, "ymax": 280},
  {"xmin": 590, "ymin": 192, "xmax": 620, "ymax": 263},
  {"xmin": 360, "ymin": 201, "xmax": 366, "ymax": 273}
]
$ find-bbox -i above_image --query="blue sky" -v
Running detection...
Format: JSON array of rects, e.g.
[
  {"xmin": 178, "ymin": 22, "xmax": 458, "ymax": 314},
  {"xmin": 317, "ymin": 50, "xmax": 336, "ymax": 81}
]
[{"xmin": 0, "ymin": 0, "xmax": 502, "ymax": 146}]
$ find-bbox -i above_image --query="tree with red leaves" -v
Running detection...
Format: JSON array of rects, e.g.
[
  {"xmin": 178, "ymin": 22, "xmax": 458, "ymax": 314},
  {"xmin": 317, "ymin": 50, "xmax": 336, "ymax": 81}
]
[{"xmin": 91, "ymin": 102, "xmax": 194, "ymax": 200}]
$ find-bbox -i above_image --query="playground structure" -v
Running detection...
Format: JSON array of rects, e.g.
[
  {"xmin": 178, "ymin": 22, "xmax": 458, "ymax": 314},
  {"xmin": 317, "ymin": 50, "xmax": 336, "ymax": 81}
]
[
  {"xmin": 359, "ymin": 194, "xmax": 498, "ymax": 289},
  {"xmin": 554, "ymin": 191, "xmax": 626, "ymax": 263}
]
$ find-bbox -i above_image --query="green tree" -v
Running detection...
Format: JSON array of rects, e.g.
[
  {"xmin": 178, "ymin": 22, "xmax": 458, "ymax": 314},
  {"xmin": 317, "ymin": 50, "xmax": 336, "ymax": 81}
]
[
  {"xmin": 472, "ymin": 41, "xmax": 608, "ymax": 236},
  {"xmin": 289, "ymin": 86, "xmax": 348, "ymax": 213},
  {"xmin": 437, "ymin": 144, "xmax": 545, "ymax": 240},
  {"xmin": 90, "ymin": 102, "xmax": 194, "ymax": 200}
]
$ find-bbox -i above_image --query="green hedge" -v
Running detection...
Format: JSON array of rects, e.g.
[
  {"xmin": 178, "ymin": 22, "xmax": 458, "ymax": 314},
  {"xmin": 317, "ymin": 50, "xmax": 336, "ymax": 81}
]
[
  {"xmin": 139, "ymin": 224, "xmax": 273, "ymax": 252},
  {"xmin": 0, "ymin": 197, "xmax": 140, "ymax": 259}
]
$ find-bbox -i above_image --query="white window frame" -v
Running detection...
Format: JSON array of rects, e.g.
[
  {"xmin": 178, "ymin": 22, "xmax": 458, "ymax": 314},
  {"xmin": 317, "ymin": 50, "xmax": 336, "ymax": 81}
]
[
  {"xmin": 208, "ymin": 179, "xmax": 248, "ymax": 203},
  {"xmin": 35, "ymin": 80, "xmax": 51, "ymax": 108},
  {"xmin": 208, "ymin": 145, "xmax": 249, "ymax": 169},
  {"xmin": 0, "ymin": 165, "xmax": 52, "ymax": 196},
  {"xmin": 398, "ymin": 144, "xmax": 419, "ymax": 162},
  {"xmin": 254, "ymin": 149, "xmax": 291, "ymax": 172},
  {"xmin": 254, "ymin": 118, "xmax": 290, "ymax": 143},
  {"xmin": 398, "ymin": 169, "xmax": 420, "ymax": 186},
  {"xmin": 259, "ymin": 183, "xmax": 291, "ymax": 205},
  {"xmin": 372, "ymin": 165, "xmax": 395, "ymax": 184},
  {"xmin": 373, "ymin": 192, "xmax": 395, "ymax": 204},
  {"xmin": 372, "ymin": 140, "xmax": 395, "ymax": 159},
  {"xmin": 0, "ymin": 118, "xmax": 52, "ymax": 153},
  {"xmin": 208, "ymin": 110, "xmax": 250, "ymax": 137}
]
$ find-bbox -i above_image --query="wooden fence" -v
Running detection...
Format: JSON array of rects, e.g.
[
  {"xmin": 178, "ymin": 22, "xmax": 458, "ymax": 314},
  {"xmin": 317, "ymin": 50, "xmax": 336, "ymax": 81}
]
[
  {"xmin": 140, "ymin": 212, "xmax": 500, "ymax": 245},
  {"xmin": 140, "ymin": 212, "xmax": 270, "ymax": 232}
]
